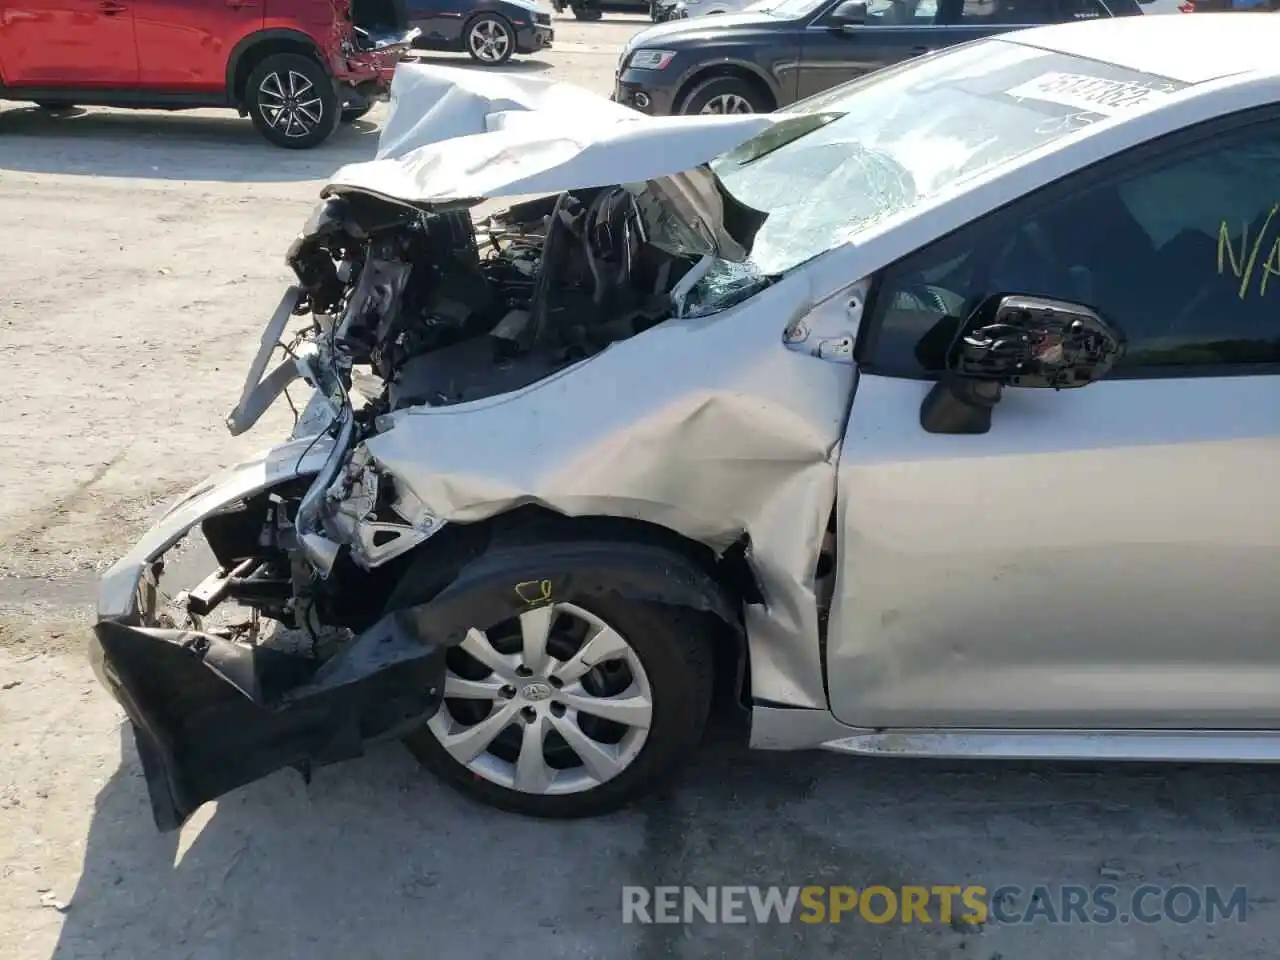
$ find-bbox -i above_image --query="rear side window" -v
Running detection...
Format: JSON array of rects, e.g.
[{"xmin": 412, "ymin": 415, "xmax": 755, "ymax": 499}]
[
  {"xmin": 862, "ymin": 0, "xmax": 941, "ymax": 23},
  {"xmin": 956, "ymin": 0, "xmax": 1056, "ymax": 22}
]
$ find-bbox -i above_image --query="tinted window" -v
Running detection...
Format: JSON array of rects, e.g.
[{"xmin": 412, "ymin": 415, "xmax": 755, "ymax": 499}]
[
  {"xmin": 1055, "ymin": 0, "xmax": 1107, "ymax": 17},
  {"xmin": 866, "ymin": 121, "xmax": 1280, "ymax": 376},
  {"xmin": 957, "ymin": 0, "xmax": 1054, "ymax": 22}
]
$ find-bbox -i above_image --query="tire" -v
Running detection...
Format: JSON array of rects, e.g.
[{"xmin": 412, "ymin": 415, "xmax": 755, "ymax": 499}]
[
  {"xmin": 678, "ymin": 75, "xmax": 767, "ymax": 116},
  {"xmin": 464, "ymin": 14, "xmax": 517, "ymax": 65},
  {"xmin": 341, "ymin": 103, "xmax": 373, "ymax": 123},
  {"xmin": 401, "ymin": 583, "xmax": 716, "ymax": 818},
  {"xmin": 246, "ymin": 52, "xmax": 340, "ymax": 150},
  {"xmin": 572, "ymin": 4, "xmax": 603, "ymax": 18}
]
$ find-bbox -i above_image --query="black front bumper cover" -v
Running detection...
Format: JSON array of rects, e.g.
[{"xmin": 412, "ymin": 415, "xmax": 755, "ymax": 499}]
[{"xmin": 91, "ymin": 613, "xmax": 446, "ymax": 832}]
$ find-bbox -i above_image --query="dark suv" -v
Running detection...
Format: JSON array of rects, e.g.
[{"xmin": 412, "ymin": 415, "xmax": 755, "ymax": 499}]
[{"xmin": 614, "ymin": 0, "xmax": 1143, "ymax": 115}]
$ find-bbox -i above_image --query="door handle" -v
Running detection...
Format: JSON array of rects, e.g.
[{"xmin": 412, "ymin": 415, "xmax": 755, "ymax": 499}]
[
  {"xmin": 225, "ymin": 0, "xmax": 259, "ymax": 7},
  {"xmin": 99, "ymin": 1, "xmax": 128, "ymax": 12},
  {"xmin": 911, "ymin": 45, "xmax": 934, "ymax": 53}
]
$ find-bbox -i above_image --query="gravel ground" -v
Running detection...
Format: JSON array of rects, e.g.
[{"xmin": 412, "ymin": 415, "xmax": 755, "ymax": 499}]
[{"xmin": 2, "ymin": 15, "xmax": 1279, "ymax": 959}]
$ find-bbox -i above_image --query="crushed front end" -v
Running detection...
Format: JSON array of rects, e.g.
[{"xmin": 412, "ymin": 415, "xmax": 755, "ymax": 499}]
[
  {"xmin": 89, "ymin": 172, "xmax": 738, "ymax": 831},
  {"xmin": 91, "ymin": 66, "xmax": 847, "ymax": 830},
  {"xmin": 89, "ymin": 386, "xmax": 450, "ymax": 831}
]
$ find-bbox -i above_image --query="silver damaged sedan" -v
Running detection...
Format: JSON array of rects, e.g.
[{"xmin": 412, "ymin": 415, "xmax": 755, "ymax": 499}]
[{"xmin": 90, "ymin": 13, "xmax": 1280, "ymax": 829}]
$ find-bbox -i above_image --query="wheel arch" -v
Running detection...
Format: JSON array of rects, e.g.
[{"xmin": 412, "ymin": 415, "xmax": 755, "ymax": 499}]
[
  {"xmin": 226, "ymin": 30, "xmax": 332, "ymax": 110},
  {"xmin": 379, "ymin": 506, "xmax": 761, "ymax": 715},
  {"xmin": 673, "ymin": 60, "xmax": 778, "ymax": 114}
]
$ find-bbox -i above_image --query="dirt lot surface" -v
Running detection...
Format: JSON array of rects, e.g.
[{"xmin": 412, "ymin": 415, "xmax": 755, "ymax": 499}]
[{"xmin": 2, "ymin": 15, "xmax": 1279, "ymax": 959}]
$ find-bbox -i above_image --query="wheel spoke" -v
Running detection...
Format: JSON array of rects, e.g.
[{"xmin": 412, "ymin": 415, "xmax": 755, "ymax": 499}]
[
  {"xmin": 296, "ymin": 99, "xmax": 323, "ymax": 125},
  {"xmin": 460, "ymin": 626, "xmax": 519, "ymax": 680},
  {"xmin": 556, "ymin": 686, "xmax": 652, "ymax": 730},
  {"xmin": 444, "ymin": 672, "xmax": 506, "ymax": 700},
  {"xmin": 289, "ymin": 71, "xmax": 313, "ymax": 97},
  {"xmin": 519, "ymin": 606, "xmax": 555, "ymax": 674},
  {"xmin": 550, "ymin": 711, "xmax": 627, "ymax": 783},
  {"xmin": 514, "ymin": 716, "xmax": 554, "ymax": 793},
  {"xmin": 552, "ymin": 623, "xmax": 629, "ymax": 684},
  {"xmin": 437, "ymin": 700, "xmax": 520, "ymax": 764},
  {"xmin": 260, "ymin": 72, "xmax": 284, "ymax": 100}
]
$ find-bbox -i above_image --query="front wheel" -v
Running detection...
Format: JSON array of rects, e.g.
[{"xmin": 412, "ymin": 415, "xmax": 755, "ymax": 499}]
[
  {"xmin": 572, "ymin": 3, "xmax": 603, "ymax": 18},
  {"xmin": 679, "ymin": 75, "xmax": 766, "ymax": 115},
  {"xmin": 402, "ymin": 592, "xmax": 715, "ymax": 818},
  {"xmin": 246, "ymin": 53, "xmax": 340, "ymax": 149},
  {"xmin": 465, "ymin": 14, "xmax": 517, "ymax": 65}
]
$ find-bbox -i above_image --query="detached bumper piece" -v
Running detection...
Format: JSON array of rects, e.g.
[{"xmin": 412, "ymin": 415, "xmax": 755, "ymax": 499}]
[{"xmin": 91, "ymin": 614, "xmax": 446, "ymax": 832}]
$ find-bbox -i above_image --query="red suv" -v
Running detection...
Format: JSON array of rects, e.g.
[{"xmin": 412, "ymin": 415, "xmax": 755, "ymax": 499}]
[{"xmin": 0, "ymin": 0, "xmax": 418, "ymax": 148}]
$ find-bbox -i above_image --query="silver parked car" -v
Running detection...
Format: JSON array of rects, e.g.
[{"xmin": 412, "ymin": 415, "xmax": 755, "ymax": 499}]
[{"xmin": 91, "ymin": 13, "xmax": 1280, "ymax": 830}]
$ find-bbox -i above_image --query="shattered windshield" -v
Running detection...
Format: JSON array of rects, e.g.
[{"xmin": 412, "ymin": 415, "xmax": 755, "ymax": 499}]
[{"xmin": 686, "ymin": 40, "xmax": 1185, "ymax": 315}]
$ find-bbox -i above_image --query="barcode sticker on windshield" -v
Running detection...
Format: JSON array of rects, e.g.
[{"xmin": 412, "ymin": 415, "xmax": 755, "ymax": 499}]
[{"xmin": 1005, "ymin": 72, "xmax": 1172, "ymax": 115}]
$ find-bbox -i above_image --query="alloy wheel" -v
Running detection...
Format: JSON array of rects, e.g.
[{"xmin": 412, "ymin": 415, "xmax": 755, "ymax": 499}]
[
  {"xmin": 468, "ymin": 19, "xmax": 512, "ymax": 63},
  {"xmin": 257, "ymin": 69, "xmax": 323, "ymax": 139},
  {"xmin": 700, "ymin": 93, "xmax": 754, "ymax": 115},
  {"xmin": 427, "ymin": 602, "xmax": 654, "ymax": 795}
]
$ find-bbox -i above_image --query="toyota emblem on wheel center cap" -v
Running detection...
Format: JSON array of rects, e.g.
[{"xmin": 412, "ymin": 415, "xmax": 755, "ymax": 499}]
[{"xmin": 521, "ymin": 681, "xmax": 553, "ymax": 702}]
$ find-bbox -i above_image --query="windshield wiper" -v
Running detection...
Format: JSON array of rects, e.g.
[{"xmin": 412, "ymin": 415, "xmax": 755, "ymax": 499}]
[{"xmin": 714, "ymin": 113, "xmax": 845, "ymax": 169}]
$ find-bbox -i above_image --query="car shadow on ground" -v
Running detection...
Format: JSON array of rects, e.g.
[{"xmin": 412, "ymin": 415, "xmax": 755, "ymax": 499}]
[
  {"xmin": 47, "ymin": 715, "xmax": 1280, "ymax": 960},
  {"xmin": 0, "ymin": 105, "xmax": 382, "ymax": 182}
]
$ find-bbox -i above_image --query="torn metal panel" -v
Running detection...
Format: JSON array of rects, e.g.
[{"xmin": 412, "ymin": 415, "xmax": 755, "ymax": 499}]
[
  {"xmin": 323, "ymin": 63, "xmax": 782, "ymax": 247},
  {"xmin": 374, "ymin": 62, "xmax": 643, "ymax": 160},
  {"xmin": 97, "ymin": 435, "xmax": 336, "ymax": 621},
  {"xmin": 361, "ymin": 266, "xmax": 855, "ymax": 709}
]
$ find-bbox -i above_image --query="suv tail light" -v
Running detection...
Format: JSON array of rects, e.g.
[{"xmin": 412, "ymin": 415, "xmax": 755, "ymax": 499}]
[{"xmin": 1178, "ymin": 0, "xmax": 1194, "ymax": 9}]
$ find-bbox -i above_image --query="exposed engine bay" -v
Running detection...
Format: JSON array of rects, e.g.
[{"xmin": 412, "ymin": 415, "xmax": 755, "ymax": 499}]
[
  {"xmin": 178, "ymin": 181, "xmax": 733, "ymax": 649},
  {"xmin": 287, "ymin": 186, "xmax": 704, "ymax": 413},
  {"xmin": 87, "ymin": 64, "xmax": 843, "ymax": 833}
]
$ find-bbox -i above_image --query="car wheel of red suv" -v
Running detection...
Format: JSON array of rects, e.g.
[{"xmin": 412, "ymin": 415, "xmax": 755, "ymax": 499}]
[{"xmin": 246, "ymin": 53, "xmax": 341, "ymax": 150}]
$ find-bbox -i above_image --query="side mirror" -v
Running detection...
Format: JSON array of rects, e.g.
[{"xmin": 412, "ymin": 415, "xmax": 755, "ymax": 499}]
[
  {"xmin": 920, "ymin": 294, "xmax": 1125, "ymax": 435},
  {"xmin": 829, "ymin": 0, "xmax": 868, "ymax": 24}
]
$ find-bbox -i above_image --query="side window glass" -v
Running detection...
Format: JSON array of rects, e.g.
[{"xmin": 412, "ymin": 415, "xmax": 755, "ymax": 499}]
[
  {"xmin": 867, "ymin": 121, "xmax": 1280, "ymax": 376},
  {"xmin": 1054, "ymin": 0, "xmax": 1106, "ymax": 18},
  {"xmin": 861, "ymin": 0, "xmax": 940, "ymax": 23},
  {"xmin": 957, "ymin": 0, "xmax": 1053, "ymax": 22}
]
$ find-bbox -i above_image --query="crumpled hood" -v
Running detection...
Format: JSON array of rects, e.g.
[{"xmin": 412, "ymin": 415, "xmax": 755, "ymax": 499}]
[{"xmin": 322, "ymin": 64, "xmax": 781, "ymax": 259}]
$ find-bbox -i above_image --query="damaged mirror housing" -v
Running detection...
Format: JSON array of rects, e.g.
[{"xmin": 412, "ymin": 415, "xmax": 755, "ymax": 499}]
[{"xmin": 920, "ymin": 294, "xmax": 1125, "ymax": 435}]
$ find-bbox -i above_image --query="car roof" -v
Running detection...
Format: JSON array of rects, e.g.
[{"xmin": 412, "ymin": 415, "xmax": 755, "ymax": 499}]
[{"xmin": 1002, "ymin": 12, "xmax": 1280, "ymax": 85}]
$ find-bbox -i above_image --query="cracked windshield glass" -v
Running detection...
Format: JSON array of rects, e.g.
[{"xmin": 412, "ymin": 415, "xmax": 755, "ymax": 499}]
[{"xmin": 685, "ymin": 40, "xmax": 1185, "ymax": 316}]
